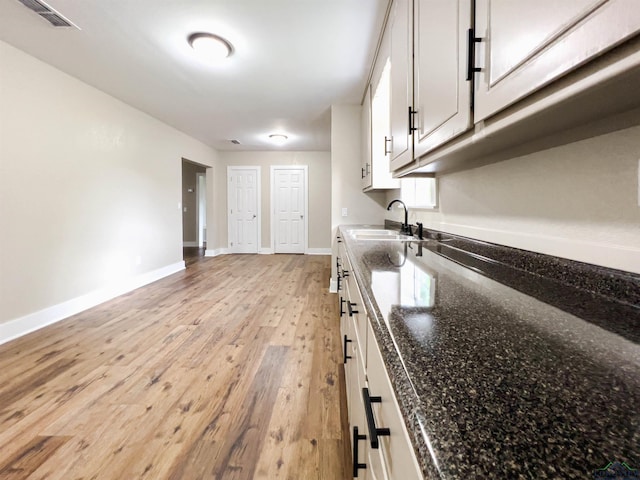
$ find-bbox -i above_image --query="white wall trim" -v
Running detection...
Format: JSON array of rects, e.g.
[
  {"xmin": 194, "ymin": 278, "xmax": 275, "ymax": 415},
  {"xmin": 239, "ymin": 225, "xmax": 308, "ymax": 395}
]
[
  {"xmin": 183, "ymin": 241, "xmax": 198, "ymax": 247},
  {"xmin": 205, "ymin": 248, "xmax": 228, "ymax": 257},
  {"xmin": 0, "ymin": 261, "xmax": 186, "ymax": 346},
  {"xmin": 433, "ymin": 221, "xmax": 640, "ymax": 274},
  {"xmin": 306, "ymin": 248, "xmax": 331, "ymax": 255},
  {"xmin": 329, "ymin": 278, "xmax": 338, "ymax": 293},
  {"xmin": 260, "ymin": 247, "xmax": 275, "ymax": 255}
]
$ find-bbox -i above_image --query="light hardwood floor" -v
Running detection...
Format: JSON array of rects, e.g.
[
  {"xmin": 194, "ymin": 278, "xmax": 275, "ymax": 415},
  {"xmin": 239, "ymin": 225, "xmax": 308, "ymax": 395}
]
[{"xmin": 0, "ymin": 254, "xmax": 350, "ymax": 479}]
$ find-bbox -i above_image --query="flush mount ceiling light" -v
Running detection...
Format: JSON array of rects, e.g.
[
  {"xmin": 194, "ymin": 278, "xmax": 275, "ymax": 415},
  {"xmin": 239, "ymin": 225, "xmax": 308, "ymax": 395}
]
[
  {"xmin": 269, "ymin": 134, "xmax": 288, "ymax": 146},
  {"xmin": 188, "ymin": 32, "xmax": 233, "ymax": 62}
]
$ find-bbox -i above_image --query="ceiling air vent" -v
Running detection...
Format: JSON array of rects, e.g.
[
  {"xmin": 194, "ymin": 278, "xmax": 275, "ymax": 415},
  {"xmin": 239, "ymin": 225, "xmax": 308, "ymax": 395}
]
[
  {"xmin": 16, "ymin": 0, "xmax": 79, "ymax": 28},
  {"xmin": 230, "ymin": 140, "xmax": 241, "ymax": 145}
]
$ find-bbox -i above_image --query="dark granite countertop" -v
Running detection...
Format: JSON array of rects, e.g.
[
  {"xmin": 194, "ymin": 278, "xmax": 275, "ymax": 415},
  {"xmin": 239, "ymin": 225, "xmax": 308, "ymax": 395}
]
[{"xmin": 338, "ymin": 225, "xmax": 640, "ymax": 479}]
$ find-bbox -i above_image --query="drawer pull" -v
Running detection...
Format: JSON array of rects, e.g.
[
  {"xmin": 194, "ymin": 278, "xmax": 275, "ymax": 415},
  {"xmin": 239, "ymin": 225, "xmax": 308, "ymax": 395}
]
[
  {"xmin": 352, "ymin": 426, "xmax": 367, "ymax": 477},
  {"xmin": 337, "ymin": 274, "xmax": 342, "ymax": 292},
  {"xmin": 343, "ymin": 335, "xmax": 352, "ymax": 364},
  {"xmin": 363, "ymin": 387, "xmax": 390, "ymax": 449},
  {"xmin": 339, "ymin": 297, "xmax": 345, "ymax": 317},
  {"xmin": 342, "ymin": 269, "xmax": 349, "ymax": 278},
  {"xmin": 347, "ymin": 302, "xmax": 358, "ymax": 317}
]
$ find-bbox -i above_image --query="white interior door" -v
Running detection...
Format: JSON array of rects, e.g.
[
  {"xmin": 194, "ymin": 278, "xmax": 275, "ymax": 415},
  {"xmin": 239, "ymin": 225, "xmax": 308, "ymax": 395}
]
[
  {"xmin": 227, "ymin": 166, "xmax": 260, "ymax": 253},
  {"xmin": 272, "ymin": 167, "xmax": 307, "ymax": 254}
]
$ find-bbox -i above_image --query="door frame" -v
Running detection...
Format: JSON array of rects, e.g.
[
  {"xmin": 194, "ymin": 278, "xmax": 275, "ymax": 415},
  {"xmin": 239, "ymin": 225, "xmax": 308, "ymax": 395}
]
[
  {"xmin": 270, "ymin": 165, "xmax": 308, "ymax": 254},
  {"xmin": 227, "ymin": 166, "xmax": 261, "ymax": 253},
  {"xmin": 195, "ymin": 172, "xmax": 206, "ymax": 248}
]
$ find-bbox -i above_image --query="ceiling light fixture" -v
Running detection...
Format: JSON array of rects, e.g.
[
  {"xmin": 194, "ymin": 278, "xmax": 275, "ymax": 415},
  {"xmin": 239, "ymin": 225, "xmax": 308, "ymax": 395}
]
[
  {"xmin": 269, "ymin": 134, "xmax": 288, "ymax": 146},
  {"xmin": 188, "ymin": 32, "xmax": 233, "ymax": 62}
]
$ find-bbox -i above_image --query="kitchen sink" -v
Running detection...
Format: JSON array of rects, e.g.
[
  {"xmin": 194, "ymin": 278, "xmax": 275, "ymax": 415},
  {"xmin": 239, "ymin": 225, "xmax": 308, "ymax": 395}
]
[
  {"xmin": 347, "ymin": 228, "xmax": 414, "ymax": 241},
  {"xmin": 350, "ymin": 229, "xmax": 398, "ymax": 236}
]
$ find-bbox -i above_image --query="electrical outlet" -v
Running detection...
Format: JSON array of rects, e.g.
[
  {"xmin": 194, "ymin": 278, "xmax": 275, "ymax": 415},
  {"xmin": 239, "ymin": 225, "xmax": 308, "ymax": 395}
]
[{"xmin": 342, "ymin": 207, "xmax": 348, "ymax": 217}]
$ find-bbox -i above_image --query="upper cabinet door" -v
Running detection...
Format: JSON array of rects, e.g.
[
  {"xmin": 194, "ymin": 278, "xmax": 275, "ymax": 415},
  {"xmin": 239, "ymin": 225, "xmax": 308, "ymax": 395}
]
[
  {"xmin": 474, "ymin": 0, "xmax": 640, "ymax": 121},
  {"xmin": 361, "ymin": 84, "xmax": 373, "ymax": 190},
  {"xmin": 413, "ymin": 0, "xmax": 473, "ymax": 159},
  {"xmin": 389, "ymin": 0, "xmax": 413, "ymax": 171}
]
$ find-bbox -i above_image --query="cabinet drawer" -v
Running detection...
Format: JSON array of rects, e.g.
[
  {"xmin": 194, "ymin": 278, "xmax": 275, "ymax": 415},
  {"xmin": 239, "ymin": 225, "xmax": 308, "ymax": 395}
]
[
  {"xmin": 365, "ymin": 322, "xmax": 423, "ymax": 480},
  {"xmin": 345, "ymin": 280, "xmax": 366, "ymax": 369},
  {"xmin": 345, "ymin": 272, "xmax": 368, "ymax": 366}
]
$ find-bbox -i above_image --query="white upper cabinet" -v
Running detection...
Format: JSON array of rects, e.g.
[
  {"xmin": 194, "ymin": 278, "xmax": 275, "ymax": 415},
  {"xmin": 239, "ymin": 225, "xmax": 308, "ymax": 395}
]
[
  {"xmin": 473, "ymin": 0, "xmax": 640, "ymax": 121},
  {"xmin": 389, "ymin": 0, "xmax": 413, "ymax": 171},
  {"xmin": 367, "ymin": 56, "xmax": 400, "ymax": 191},
  {"xmin": 413, "ymin": 0, "xmax": 473, "ymax": 159},
  {"xmin": 361, "ymin": 84, "xmax": 373, "ymax": 189}
]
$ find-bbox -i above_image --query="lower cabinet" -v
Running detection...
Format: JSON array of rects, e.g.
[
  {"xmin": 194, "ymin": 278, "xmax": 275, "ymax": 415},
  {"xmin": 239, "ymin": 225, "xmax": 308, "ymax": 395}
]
[
  {"xmin": 339, "ymin": 247, "xmax": 423, "ymax": 479},
  {"xmin": 365, "ymin": 322, "xmax": 423, "ymax": 480}
]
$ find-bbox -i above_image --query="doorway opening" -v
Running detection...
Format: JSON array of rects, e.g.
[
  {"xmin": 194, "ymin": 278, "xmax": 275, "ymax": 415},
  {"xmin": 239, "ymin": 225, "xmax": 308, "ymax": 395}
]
[{"xmin": 181, "ymin": 159, "xmax": 209, "ymax": 263}]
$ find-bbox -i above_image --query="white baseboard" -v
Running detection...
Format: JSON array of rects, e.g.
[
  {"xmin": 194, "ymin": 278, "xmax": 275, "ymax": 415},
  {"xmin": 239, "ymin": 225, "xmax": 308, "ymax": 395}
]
[
  {"xmin": 206, "ymin": 247, "xmax": 332, "ymax": 258},
  {"xmin": 183, "ymin": 241, "xmax": 198, "ymax": 247},
  {"xmin": 205, "ymin": 248, "xmax": 228, "ymax": 257},
  {"xmin": 329, "ymin": 278, "xmax": 338, "ymax": 293},
  {"xmin": 0, "ymin": 261, "xmax": 186, "ymax": 346},
  {"xmin": 306, "ymin": 248, "xmax": 331, "ymax": 255}
]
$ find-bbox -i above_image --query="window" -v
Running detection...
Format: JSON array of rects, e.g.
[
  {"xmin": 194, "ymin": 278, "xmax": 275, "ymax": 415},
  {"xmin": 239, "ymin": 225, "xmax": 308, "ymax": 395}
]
[{"xmin": 400, "ymin": 177, "xmax": 437, "ymax": 208}]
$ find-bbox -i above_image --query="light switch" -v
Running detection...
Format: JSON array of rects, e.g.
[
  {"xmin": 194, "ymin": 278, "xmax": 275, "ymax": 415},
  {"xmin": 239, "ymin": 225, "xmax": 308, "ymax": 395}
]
[
  {"xmin": 342, "ymin": 207, "xmax": 348, "ymax": 217},
  {"xmin": 183, "ymin": 207, "xmax": 188, "ymax": 212}
]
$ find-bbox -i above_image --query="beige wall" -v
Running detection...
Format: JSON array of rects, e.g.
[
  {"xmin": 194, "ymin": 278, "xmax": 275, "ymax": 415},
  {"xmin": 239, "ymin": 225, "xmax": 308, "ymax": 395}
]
[
  {"xmin": 386, "ymin": 125, "xmax": 640, "ymax": 274},
  {"xmin": 0, "ymin": 41, "xmax": 219, "ymax": 325},
  {"xmin": 213, "ymin": 151, "xmax": 332, "ymax": 251},
  {"xmin": 330, "ymin": 105, "xmax": 388, "ymax": 284},
  {"xmin": 181, "ymin": 160, "xmax": 207, "ymax": 243},
  {"xmin": 330, "ymin": 105, "xmax": 388, "ymax": 231}
]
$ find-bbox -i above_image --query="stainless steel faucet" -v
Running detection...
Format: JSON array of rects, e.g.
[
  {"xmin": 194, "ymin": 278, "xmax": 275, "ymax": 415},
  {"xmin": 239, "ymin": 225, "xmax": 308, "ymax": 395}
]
[{"xmin": 386, "ymin": 199, "xmax": 412, "ymax": 235}]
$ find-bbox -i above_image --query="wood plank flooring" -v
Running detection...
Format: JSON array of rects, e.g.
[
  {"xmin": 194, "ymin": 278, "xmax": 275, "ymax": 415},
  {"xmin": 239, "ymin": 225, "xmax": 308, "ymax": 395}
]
[{"xmin": 0, "ymin": 254, "xmax": 350, "ymax": 479}]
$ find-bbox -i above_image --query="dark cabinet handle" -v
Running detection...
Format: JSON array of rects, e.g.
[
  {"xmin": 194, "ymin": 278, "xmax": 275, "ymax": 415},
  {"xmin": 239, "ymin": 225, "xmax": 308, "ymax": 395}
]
[
  {"xmin": 342, "ymin": 269, "xmax": 349, "ymax": 278},
  {"xmin": 361, "ymin": 167, "xmax": 365, "ymax": 179},
  {"xmin": 384, "ymin": 136, "xmax": 392, "ymax": 156},
  {"xmin": 467, "ymin": 28, "xmax": 482, "ymax": 81},
  {"xmin": 363, "ymin": 387, "xmax": 390, "ymax": 449},
  {"xmin": 337, "ymin": 274, "xmax": 342, "ymax": 292},
  {"xmin": 339, "ymin": 297, "xmax": 345, "ymax": 317},
  {"xmin": 353, "ymin": 426, "xmax": 367, "ymax": 477},
  {"xmin": 408, "ymin": 106, "xmax": 418, "ymax": 133},
  {"xmin": 347, "ymin": 301, "xmax": 358, "ymax": 317},
  {"xmin": 343, "ymin": 335, "xmax": 352, "ymax": 364}
]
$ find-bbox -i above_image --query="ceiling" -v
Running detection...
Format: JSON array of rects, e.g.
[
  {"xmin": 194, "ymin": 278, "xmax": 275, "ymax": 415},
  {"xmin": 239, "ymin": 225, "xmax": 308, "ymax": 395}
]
[{"xmin": 0, "ymin": 0, "xmax": 388, "ymax": 151}]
